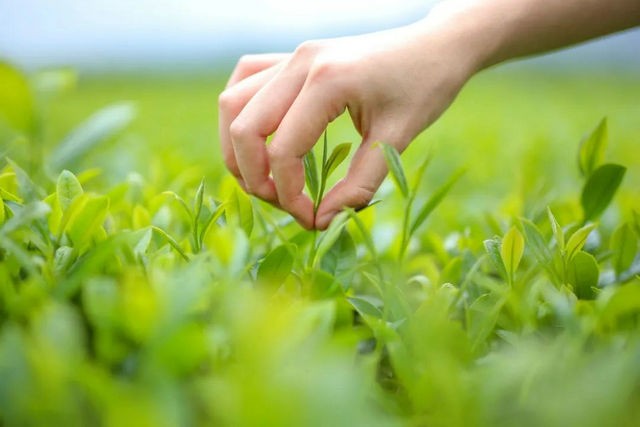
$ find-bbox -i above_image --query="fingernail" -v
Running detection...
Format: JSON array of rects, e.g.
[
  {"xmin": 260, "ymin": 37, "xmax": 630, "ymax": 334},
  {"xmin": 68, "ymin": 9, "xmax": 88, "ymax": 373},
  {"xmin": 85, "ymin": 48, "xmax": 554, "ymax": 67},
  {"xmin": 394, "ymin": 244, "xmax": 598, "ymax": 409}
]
[{"xmin": 316, "ymin": 211, "xmax": 336, "ymax": 230}]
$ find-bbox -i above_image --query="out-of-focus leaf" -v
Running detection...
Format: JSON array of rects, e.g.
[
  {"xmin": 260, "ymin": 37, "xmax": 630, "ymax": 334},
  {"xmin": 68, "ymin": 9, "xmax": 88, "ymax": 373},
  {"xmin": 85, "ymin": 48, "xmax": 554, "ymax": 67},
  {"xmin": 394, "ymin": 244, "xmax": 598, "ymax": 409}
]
[
  {"xmin": 379, "ymin": 143, "xmax": 409, "ymax": 198},
  {"xmin": 56, "ymin": 170, "xmax": 83, "ymax": 212},
  {"xmin": 0, "ymin": 201, "xmax": 50, "ymax": 236},
  {"xmin": 314, "ymin": 211, "xmax": 349, "ymax": 266},
  {"xmin": 320, "ymin": 229, "xmax": 356, "ymax": 283},
  {"xmin": 49, "ymin": 102, "xmax": 136, "ymax": 171},
  {"xmin": 501, "ymin": 227, "xmax": 524, "ymax": 282},
  {"xmin": 581, "ymin": 163, "xmax": 626, "ymax": 222},
  {"xmin": 348, "ymin": 296, "xmax": 383, "ymax": 319},
  {"xmin": 257, "ymin": 244, "xmax": 295, "ymax": 285},
  {"xmin": 547, "ymin": 207, "xmax": 565, "ymax": 251},
  {"xmin": 578, "ymin": 117, "xmax": 607, "ymax": 177},
  {"xmin": 566, "ymin": 223, "xmax": 596, "ymax": 262},
  {"xmin": 568, "ymin": 251, "xmax": 599, "ymax": 300},
  {"xmin": 610, "ymin": 223, "xmax": 638, "ymax": 277},
  {"xmin": 226, "ymin": 187, "xmax": 253, "ymax": 237},
  {"xmin": 484, "ymin": 237, "xmax": 507, "ymax": 279},
  {"xmin": 410, "ymin": 169, "xmax": 464, "ymax": 236},
  {"xmin": 0, "ymin": 62, "xmax": 34, "ymax": 134},
  {"xmin": 66, "ymin": 194, "xmax": 109, "ymax": 249}
]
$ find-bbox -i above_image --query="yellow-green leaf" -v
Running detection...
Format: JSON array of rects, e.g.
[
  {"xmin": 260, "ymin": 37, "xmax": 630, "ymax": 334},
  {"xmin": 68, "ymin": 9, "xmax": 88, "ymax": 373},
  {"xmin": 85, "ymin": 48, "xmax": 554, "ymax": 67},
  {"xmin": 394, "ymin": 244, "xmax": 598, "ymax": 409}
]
[{"xmin": 501, "ymin": 227, "xmax": 525, "ymax": 282}]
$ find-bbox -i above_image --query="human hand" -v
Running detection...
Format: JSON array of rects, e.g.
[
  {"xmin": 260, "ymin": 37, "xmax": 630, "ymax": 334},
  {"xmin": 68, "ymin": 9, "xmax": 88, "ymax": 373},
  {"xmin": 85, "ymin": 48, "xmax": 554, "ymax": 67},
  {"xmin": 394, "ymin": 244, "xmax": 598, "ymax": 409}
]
[{"xmin": 218, "ymin": 20, "xmax": 479, "ymax": 230}]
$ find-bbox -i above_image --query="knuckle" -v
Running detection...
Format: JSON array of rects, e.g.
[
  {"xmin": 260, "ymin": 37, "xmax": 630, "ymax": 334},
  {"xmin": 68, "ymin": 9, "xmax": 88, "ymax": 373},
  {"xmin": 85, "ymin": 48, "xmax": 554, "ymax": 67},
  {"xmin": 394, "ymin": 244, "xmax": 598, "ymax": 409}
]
[
  {"xmin": 292, "ymin": 40, "xmax": 322, "ymax": 62},
  {"xmin": 267, "ymin": 144, "xmax": 287, "ymax": 165},
  {"xmin": 229, "ymin": 119, "xmax": 250, "ymax": 142},
  {"xmin": 307, "ymin": 58, "xmax": 350, "ymax": 89},
  {"xmin": 218, "ymin": 89, "xmax": 241, "ymax": 113}
]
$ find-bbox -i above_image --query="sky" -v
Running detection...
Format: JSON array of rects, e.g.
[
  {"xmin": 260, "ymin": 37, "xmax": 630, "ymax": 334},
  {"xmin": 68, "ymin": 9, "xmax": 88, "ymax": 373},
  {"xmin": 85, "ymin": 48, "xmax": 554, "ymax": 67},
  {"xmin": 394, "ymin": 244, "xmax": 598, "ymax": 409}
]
[{"xmin": 1, "ymin": 0, "xmax": 639, "ymax": 72}]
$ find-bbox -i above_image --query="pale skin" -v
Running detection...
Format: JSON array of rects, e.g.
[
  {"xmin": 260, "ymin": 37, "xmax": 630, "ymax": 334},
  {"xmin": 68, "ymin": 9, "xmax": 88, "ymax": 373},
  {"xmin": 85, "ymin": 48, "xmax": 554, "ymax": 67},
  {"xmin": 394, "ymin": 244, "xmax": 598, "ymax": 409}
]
[{"xmin": 218, "ymin": 0, "xmax": 640, "ymax": 230}]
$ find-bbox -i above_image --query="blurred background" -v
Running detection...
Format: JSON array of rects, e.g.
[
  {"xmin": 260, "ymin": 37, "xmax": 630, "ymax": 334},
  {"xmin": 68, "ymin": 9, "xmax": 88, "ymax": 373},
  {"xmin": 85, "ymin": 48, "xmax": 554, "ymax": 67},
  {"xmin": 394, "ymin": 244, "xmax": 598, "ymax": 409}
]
[
  {"xmin": 2, "ymin": 0, "xmax": 640, "ymax": 72},
  {"xmin": 0, "ymin": 0, "xmax": 639, "ymax": 223}
]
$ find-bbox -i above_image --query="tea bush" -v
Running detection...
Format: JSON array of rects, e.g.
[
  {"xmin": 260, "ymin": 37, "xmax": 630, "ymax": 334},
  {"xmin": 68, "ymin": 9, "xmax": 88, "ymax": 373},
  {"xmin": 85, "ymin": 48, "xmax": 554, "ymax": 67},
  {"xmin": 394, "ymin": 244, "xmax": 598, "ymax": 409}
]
[{"xmin": 1, "ymin": 62, "xmax": 640, "ymax": 426}]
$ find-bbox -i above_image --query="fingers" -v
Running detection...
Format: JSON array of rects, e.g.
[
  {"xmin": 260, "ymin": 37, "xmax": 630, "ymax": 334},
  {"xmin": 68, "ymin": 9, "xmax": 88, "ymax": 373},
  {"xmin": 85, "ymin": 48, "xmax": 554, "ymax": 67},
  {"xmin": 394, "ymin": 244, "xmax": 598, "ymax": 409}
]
[
  {"xmin": 228, "ymin": 52, "xmax": 316, "ymax": 215},
  {"xmin": 226, "ymin": 53, "xmax": 289, "ymax": 88},
  {"xmin": 267, "ymin": 72, "xmax": 348, "ymax": 229},
  {"xmin": 218, "ymin": 65, "xmax": 282, "ymax": 187},
  {"xmin": 314, "ymin": 139, "xmax": 390, "ymax": 230}
]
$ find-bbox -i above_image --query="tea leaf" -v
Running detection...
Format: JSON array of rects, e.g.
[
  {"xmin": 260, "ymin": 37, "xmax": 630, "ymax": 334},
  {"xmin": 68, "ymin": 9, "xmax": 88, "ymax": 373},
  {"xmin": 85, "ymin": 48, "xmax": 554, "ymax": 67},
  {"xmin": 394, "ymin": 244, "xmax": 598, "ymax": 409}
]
[
  {"xmin": 566, "ymin": 223, "xmax": 596, "ymax": 262},
  {"xmin": 484, "ymin": 237, "xmax": 507, "ymax": 279},
  {"xmin": 257, "ymin": 244, "xmax": 295, "ymax": 285},
  {"xmin": 303, "ymin": 148, "xmax": 319, "ymax": 202},
  {"xmin": 409, "ymin": 168, "xmax": 464, "ymax": 236},
  {"xmin": 581, "ymin": 163, "xmax": 626, "ymax": 222},
  {"xmin": 610, "ymin": 223, "xmax": 638, "ymax": 276},
  {"xmin": 226, "ymin": 187, "xmax": 253, "ymax": 237},
  {"xmin": 547, "ymin": 207, "xmax": 565, "ymax": 251},
  {"xmin": 501, "ymin": 227, "xmax": 524, "ymax": 283},
  {"xmin": 568, "ymin": 251, "xmax": 599, "ymax": 300},
  {"xmin": 322, "ymin": 142, "xmax": 351, "ymax": 181},
  {"xmin": 379, "ymin": 143, "xmax": 409, "ymax": 198},
  {"xmin": 56, "ymin": 170, "xmax": 83, "ymax": 212},
  {"xmin": 49, "ymin": 102, "xmax": 136, "ymax": 171},
  {"xmin": 320, "ymin": 229, "xmax": 356, "ymax": 282},
  {"xmin": 578, "ymin": 117, "xmax": 607, "ymax": 177}
]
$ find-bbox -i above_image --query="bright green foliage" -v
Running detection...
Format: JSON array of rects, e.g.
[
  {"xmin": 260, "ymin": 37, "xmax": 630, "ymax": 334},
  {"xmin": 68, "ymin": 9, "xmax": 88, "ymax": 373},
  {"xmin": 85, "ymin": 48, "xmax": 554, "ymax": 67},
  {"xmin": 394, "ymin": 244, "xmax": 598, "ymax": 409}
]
[
  {"xmin": 578, "ymin": 117, "xmax": 608, "ymax": 177},
  {"xmin": 1, "ymin": 64, "xmax": 640, "ymax": 427}
]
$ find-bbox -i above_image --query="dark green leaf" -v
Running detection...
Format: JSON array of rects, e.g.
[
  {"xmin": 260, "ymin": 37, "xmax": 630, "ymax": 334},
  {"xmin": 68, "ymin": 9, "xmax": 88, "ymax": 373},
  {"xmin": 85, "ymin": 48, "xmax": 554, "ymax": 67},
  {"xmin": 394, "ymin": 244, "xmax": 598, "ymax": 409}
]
[
  {"xmin": 322, "ymin": 142, "xmax": 351, "ymax": 181},
  {"xmin": 568, "ymin": 251, "xmax": 599, "ymax": 299},
  {"xmin": 581, "ymin": 163, "xmax": 626, "ymax": 222},
  {"xmin": 611, "ymin": 223, "xmax": 638, "ymax": 276},
  {"xmin": 257, "ymin": 244, "xmax": 295, "ymax": 285},
  {"xmin": 578, "ymin": 117, "xmax": 607, "ymax": 177}
]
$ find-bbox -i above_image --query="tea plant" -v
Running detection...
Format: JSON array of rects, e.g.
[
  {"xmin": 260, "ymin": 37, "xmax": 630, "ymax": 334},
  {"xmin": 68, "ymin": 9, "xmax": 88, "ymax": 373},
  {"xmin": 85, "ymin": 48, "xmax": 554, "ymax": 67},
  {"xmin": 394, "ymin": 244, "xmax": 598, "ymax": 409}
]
[{"xmin": 1, "ymin": 61, "xmax": 640, "ymax": 427}]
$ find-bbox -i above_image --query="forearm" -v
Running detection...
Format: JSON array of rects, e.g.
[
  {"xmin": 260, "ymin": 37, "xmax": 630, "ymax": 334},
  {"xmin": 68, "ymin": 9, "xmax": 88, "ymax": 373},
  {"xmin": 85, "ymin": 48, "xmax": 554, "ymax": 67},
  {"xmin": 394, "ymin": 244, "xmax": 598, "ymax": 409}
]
[{"xmin": 422, "ymin": 0, "xmax": 640, "ymax": 71}]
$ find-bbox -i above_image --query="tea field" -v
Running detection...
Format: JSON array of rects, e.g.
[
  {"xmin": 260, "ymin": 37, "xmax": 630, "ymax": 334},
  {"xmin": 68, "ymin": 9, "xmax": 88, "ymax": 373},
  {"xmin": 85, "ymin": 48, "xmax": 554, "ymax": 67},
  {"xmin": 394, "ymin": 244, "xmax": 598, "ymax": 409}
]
[{"xmin": 1, "ymin": 62, "xmax": 640, "ymax": 426}]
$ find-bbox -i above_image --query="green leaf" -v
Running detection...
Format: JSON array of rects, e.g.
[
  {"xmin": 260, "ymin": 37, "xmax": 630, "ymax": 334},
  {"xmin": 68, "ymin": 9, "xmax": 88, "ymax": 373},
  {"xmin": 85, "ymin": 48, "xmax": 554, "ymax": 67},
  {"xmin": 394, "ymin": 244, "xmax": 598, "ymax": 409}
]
[
  {"xmin": 49, "ymin": 102, "xmax": 136, "ymax": 172},
  {"xmin": 314, "ymin": 211, "xmax": 349, "ymax": 266},
  {"xmin": 578, "ymin": 117, "xmax": 607, "ymax": 177},
  {"xmin": 409, "ymin": 168, "xmax": 464, "ymax": 236},
  {"xmin": 56, "ymin": 170, "xmax": 83, "ymax": 212},
  {"xmin": 348, "ymin": 296, "xmax": 383, "ymax": 319},
  {"xmin": 303, "ymin": 148, "xmax": 319, "ymax": 202},
  {"xmin": 411, "ymin": 150, "xmax": 433, "ymax": 195},
  {"xmin": 320, "ymin": 229, "xmax": 356, "ymax": 282},
  {"xmin": 581, "ymin": 163, "xmax": 626, "ymax": 222},
  {"xmin": 547, "ymin": 207, "xmax": 564, "ymax": 251},
  {"xmin": 322, "ymin": 142, "xmax": 351, "ymax": 181},
  {"xmin": 0, "ymin": 201, "xmax": 50, "ymax": 236},
  {"xmin": 565, "ymin": 223, "xmax": 596, "ymax": 262},
  {"xmin": 0, "ymin": 62, "xmax": 34, "ymax": 134},
  {"xmin": 484, "ymin": 237, "xmax": 507, "ymax": 279},
  {"xmin": 226, "ymin": 187, "xmax": 253, "ymax": 237},
  {"xmin": 151, "ymin": 226, "xmax": 189, "ymax": 261},
  {"xmin": 379, "ymin": 143, "xmax": 409, "ymax": 198},
  {"xmin": 501, "ymin": 227, "xmax": 525, "ymax": 283},
  {"xmin": 568, "ymin": 251, "xmax": 599, "ymax": 300},
  {"xmin": 66, "ymin": 195, "xmax": 109, "ymax": 249},
  {"xmin": 610, "ymin": 223, "xmax": 638, "ymax": 276},
  {"xmin": 257, "ymin": 244, "xmax": 295, "ymax": 285}
]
